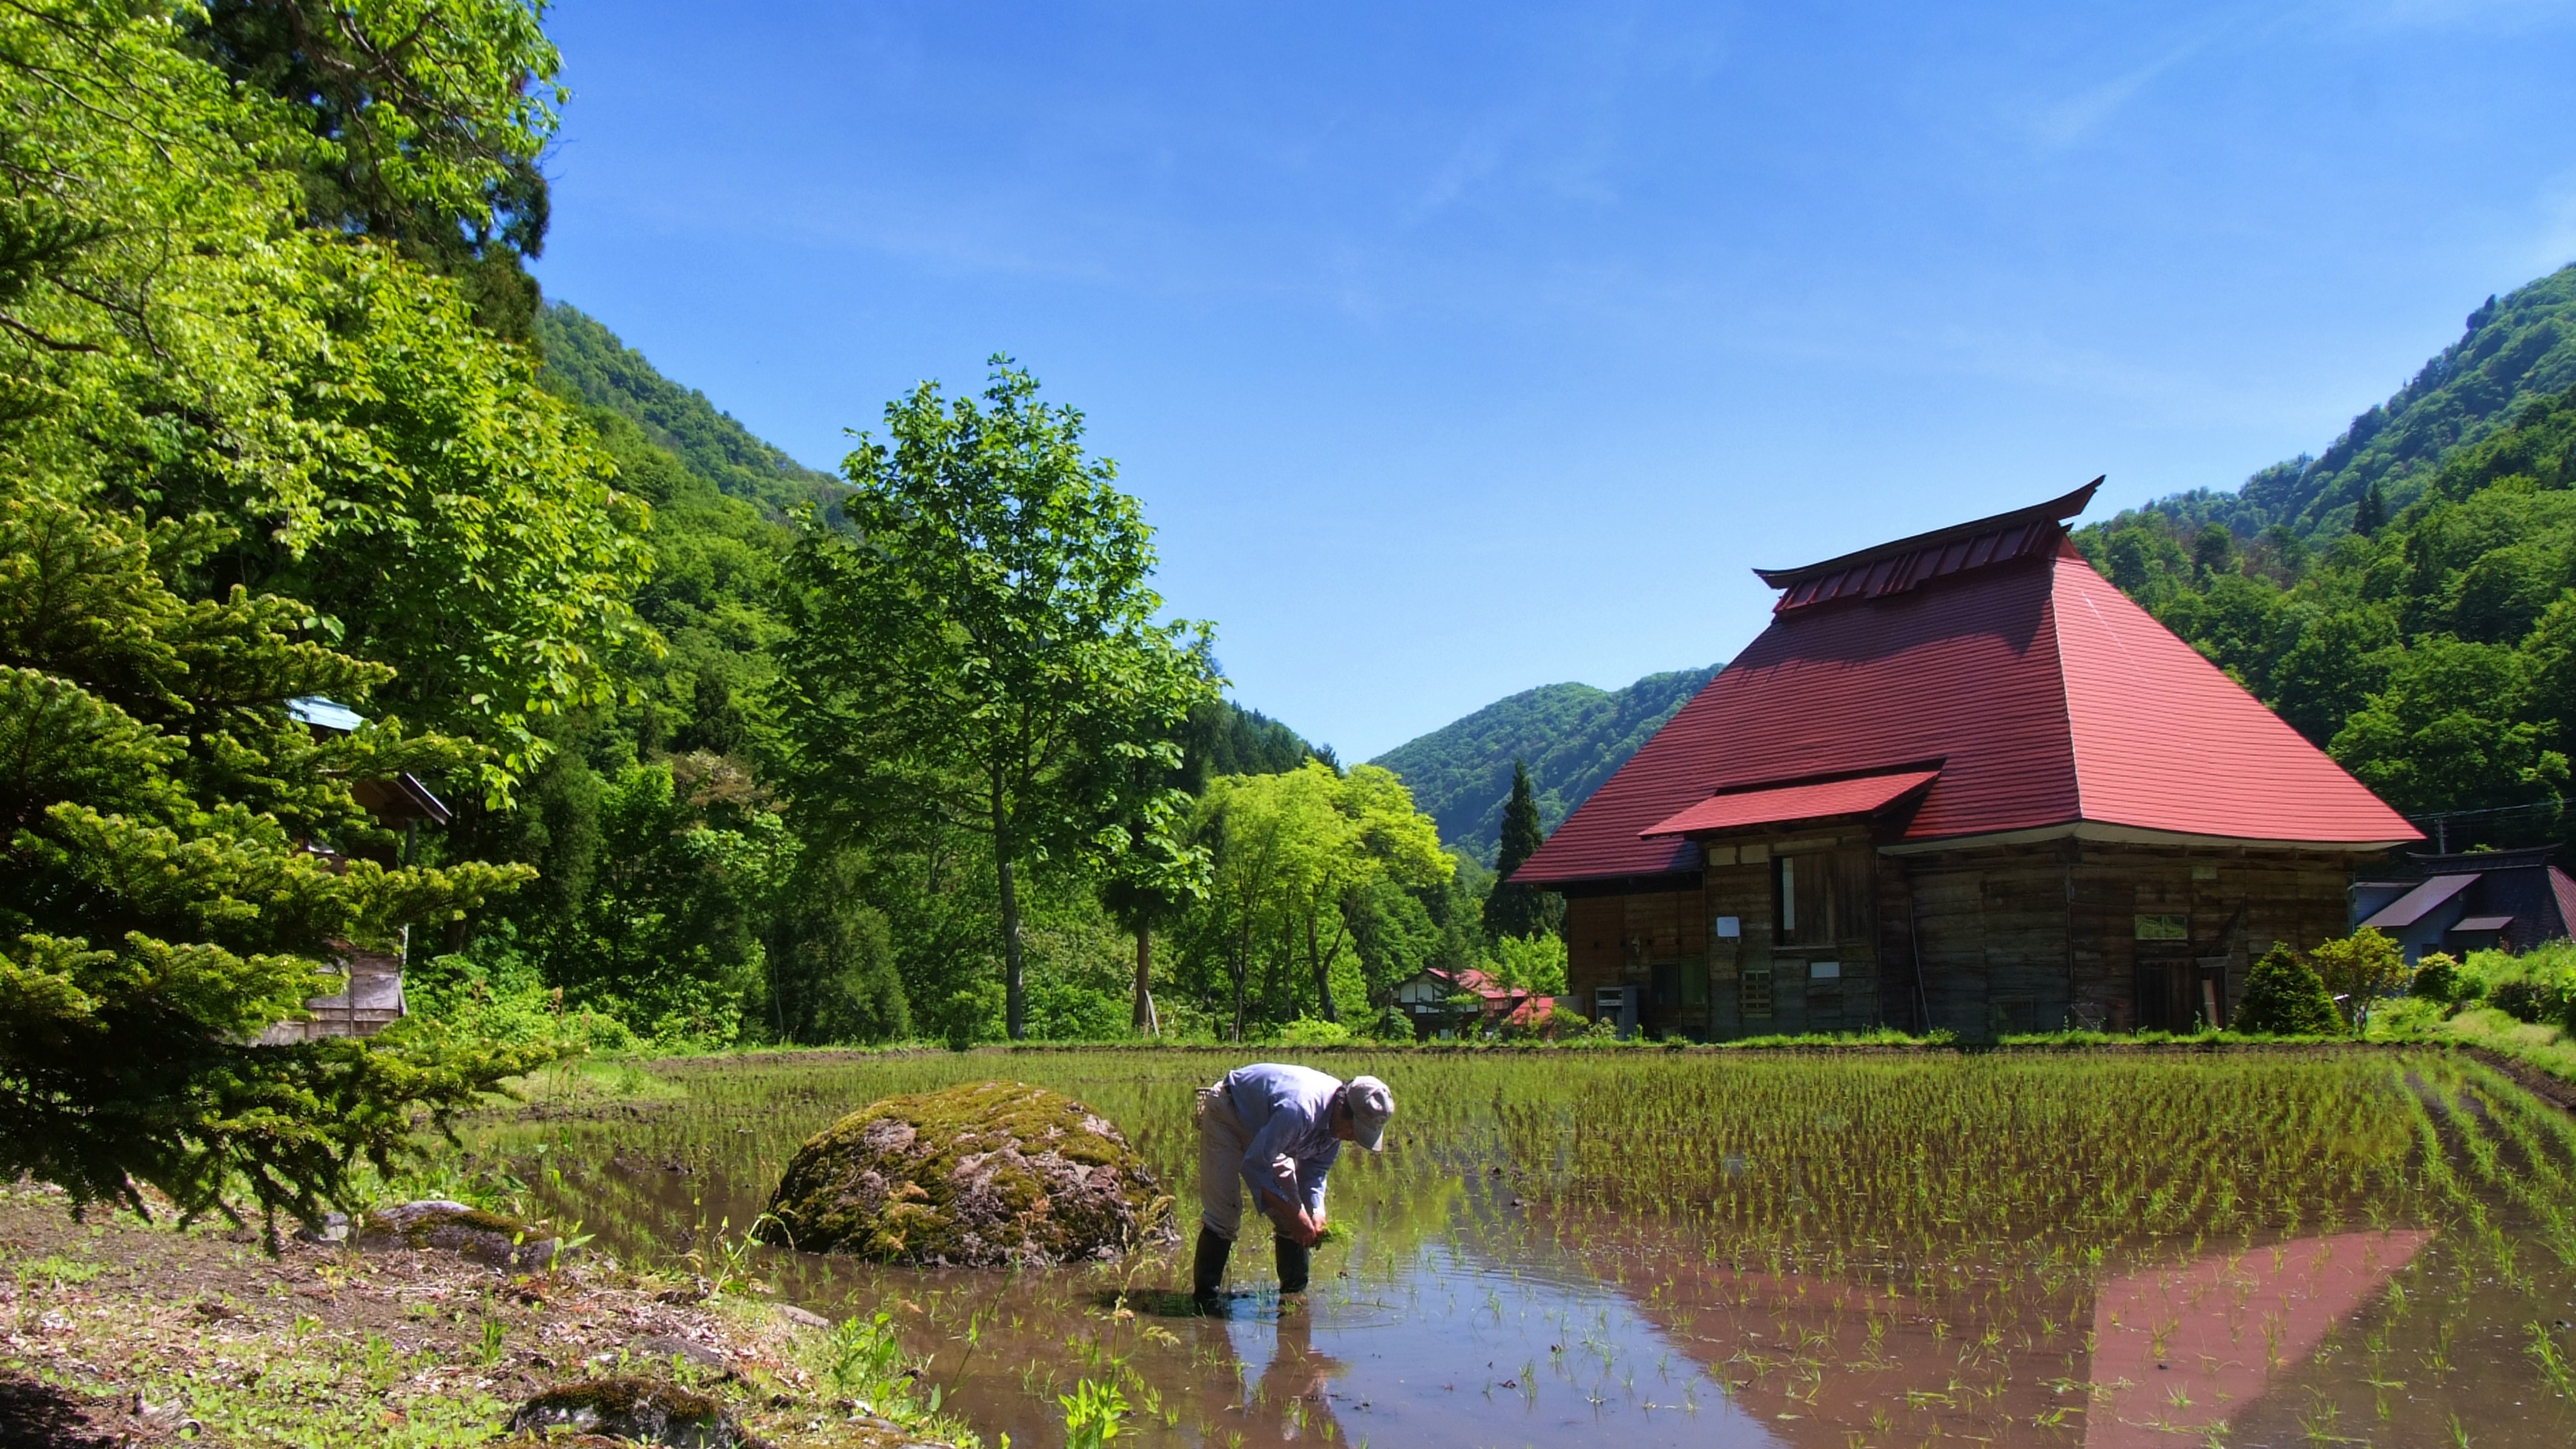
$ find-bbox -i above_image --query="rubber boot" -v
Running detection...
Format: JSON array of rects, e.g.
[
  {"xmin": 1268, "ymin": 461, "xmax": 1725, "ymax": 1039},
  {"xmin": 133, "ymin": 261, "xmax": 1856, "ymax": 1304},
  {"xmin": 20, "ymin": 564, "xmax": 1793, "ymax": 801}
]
[
  {"xmin": 1191, "ymin": 1226, "xmax": 1232, "ymax": 1305},
  {"xmin": 1275, "ymin": 1234, "xmax": 1311, "ymax": 1295}
]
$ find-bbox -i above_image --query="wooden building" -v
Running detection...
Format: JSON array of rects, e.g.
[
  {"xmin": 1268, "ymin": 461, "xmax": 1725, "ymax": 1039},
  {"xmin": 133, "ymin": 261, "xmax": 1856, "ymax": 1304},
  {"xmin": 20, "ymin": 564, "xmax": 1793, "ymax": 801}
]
[
  {"xmin": 2352, "ymin": 847, "xmax": 2576, "ymax": 964},
  {"xmin": 1390, "ymin": 966, "xmax": 1556, "ymax": 1040},
  {"xmin": 255, "ymin": 696, "xmax": 454, "ymax": 1043},
  {"xmin": 1511, "ymin": 483, "xmax": 2420, "ymax": 1040}
]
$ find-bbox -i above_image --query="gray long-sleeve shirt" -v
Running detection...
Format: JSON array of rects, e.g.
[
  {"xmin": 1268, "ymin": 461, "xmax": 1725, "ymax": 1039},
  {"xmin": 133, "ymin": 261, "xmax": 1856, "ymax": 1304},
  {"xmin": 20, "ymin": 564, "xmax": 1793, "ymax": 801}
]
[{"xmin": 1225, "ymin": 1063, "xmax": 1343, "ymax": 1216}]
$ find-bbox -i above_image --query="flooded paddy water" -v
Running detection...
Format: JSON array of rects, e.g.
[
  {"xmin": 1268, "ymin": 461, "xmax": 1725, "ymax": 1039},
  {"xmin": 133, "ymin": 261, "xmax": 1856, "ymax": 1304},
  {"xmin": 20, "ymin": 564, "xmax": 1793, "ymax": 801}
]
[{"xmin": 465, "ymin": 1049, "xmax": 2576, "ymax": 1447}]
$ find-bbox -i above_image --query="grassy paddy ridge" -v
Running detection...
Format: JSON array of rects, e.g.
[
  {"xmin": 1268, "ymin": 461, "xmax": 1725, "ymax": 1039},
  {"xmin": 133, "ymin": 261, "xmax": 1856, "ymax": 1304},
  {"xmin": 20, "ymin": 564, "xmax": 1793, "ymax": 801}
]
[{"xmin": 467, "ymin": 1049, "xmax": 2576, "ymax": 1447}]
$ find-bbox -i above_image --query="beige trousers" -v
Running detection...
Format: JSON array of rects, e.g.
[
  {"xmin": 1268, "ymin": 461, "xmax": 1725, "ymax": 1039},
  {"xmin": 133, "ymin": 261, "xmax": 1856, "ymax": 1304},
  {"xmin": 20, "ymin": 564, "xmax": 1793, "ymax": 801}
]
[{"xmin": 1195, "ymin": 1083, "xmax": 1251, "ymax": 1241}]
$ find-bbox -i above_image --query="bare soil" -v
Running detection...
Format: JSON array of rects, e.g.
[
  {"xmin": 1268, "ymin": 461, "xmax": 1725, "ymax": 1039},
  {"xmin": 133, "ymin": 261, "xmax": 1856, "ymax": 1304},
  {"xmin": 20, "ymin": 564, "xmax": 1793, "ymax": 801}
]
[{"xmin": 0, "ymin": 1182, "xmax": 954, "ymax": 1449}]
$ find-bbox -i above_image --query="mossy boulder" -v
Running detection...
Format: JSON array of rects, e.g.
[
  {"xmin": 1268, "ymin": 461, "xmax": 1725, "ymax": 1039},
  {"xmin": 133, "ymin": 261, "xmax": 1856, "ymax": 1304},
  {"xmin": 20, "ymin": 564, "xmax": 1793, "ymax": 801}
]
[
  {"xmin": 757, "ymin": 1080, "xmax": 1167, "ymax": 1266},
  {"xmin": 507, "ymin": 1378, "xmax": 742, "ymax": 1448}
]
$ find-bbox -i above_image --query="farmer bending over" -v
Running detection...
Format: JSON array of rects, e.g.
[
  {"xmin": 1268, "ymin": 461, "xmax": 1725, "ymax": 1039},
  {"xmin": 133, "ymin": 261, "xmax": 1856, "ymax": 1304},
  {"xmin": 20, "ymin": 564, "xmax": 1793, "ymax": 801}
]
[{"xmin": 1191, "ymin": 1063, "xmax": 1392, "ymax": 1304}]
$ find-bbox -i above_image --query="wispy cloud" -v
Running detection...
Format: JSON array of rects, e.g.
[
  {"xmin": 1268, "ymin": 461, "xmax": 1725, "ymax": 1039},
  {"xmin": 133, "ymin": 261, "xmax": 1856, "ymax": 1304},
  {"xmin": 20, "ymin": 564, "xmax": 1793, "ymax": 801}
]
[{"xmin": 2026, "ymin": 35, "xmax": 2210, "ymax": 151}]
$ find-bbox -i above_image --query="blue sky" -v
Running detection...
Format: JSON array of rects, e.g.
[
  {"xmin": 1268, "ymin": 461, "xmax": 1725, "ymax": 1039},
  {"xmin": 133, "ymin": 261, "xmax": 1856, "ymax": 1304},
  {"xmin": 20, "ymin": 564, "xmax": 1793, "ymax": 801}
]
[{"xmin": 531, "ymin": 0, "xmax": 2576, "ymax": 762}]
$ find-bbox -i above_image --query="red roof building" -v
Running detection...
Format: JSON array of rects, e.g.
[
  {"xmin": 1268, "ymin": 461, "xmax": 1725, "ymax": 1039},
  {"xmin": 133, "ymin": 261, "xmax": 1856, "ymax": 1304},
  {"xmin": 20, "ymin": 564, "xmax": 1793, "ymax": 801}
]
[
  {"xmin": 1390, "ymin": 965, "xmax": 1560, "ymax": 1040},
  {"xmin": 1515, "ymin": 483, "xmax": 2418, "ymax": 1040}
]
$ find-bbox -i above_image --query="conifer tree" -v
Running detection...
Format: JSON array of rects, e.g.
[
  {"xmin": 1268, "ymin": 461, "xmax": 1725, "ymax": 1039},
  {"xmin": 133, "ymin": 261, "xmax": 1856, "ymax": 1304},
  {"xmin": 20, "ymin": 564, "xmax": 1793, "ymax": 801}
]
[
  {"xmin": 2232, "ymin": 944, "xmax": 2342, "ymax": 1036},
  {"xmin": 0, "ymin": 481, "xmax": 546, "ymax": 1230},
  {"xmin": 1483, "ymin": 761, "xmax": 1551, "ymax": 940},
  {"xmin": 2354, "ymin": 481, "xmax": 2388, "ymax": 536}
]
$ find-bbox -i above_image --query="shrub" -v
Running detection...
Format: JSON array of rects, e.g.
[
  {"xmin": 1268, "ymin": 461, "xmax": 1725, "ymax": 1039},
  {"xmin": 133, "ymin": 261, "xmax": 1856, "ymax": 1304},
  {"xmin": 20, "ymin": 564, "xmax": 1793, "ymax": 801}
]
[
  {"xmin": 1270, "ymin": 1015, "xmax": 1357, "ymax": 1047},
  {"xmin": 2408, "ymin": 952, "xmax": 2464, "ymax": 1004},
  {"xmin": 2309, "ymin": 928, "xmax": 2408, "ymax": 1025},
  {"xmin": 2235, "ymin": 945, "xmax": 2342, "ymax": 1036}
]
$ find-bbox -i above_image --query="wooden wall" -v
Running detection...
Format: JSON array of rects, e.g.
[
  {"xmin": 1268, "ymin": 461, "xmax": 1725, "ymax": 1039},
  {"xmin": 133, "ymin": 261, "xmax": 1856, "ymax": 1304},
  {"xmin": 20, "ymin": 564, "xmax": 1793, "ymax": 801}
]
[{"xmin": 1564, "ymin": 835, "xmax": 2365, "ymax": 1040}]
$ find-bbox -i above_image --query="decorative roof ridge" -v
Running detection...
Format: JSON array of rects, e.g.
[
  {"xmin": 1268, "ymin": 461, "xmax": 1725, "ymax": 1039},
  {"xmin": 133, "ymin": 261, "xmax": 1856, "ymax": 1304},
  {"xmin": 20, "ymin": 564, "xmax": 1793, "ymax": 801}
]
[{"xmin": 1752, "ymin": 477, "xmax": 2102, "ymax": 590}]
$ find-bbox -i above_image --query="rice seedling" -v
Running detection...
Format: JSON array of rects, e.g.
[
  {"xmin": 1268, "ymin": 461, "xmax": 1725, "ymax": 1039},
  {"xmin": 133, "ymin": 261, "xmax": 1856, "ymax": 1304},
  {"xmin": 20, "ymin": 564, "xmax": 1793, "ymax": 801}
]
[{"xmin": 458, "ymin": 1047, "xmax": 2576, "ymax": 1447}]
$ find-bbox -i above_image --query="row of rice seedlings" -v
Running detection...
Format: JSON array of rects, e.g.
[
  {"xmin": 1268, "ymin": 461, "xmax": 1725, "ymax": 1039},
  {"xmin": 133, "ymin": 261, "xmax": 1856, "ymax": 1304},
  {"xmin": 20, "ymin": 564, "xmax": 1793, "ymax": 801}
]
[{"xmin": 452, "ymin": 1048, "xmax": 2576, "ymax": 1447}]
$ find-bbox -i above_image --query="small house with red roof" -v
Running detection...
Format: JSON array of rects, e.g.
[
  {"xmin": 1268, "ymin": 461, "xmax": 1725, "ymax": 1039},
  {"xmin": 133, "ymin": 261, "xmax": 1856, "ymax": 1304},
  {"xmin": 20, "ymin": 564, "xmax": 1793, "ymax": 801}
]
[
  {"xmin": 1510, "ymin": 482, "xmax": 2420, "ymax": 1040},
  {"xmin": 1391, "ymin": 965, "xmax": 1558, "ymax": 1039}
]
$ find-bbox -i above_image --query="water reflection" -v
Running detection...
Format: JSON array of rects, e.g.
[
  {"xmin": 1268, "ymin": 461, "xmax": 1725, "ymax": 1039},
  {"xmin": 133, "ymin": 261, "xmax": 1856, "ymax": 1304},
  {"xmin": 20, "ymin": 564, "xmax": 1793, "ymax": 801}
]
[
  {"xmin": 2085, "ymin": 1229, "xmax": 2431, "ymax": 1447},
  {"xmin": 476, "ymin": 1054, "xmax": 2576, "ymax": 1449}
]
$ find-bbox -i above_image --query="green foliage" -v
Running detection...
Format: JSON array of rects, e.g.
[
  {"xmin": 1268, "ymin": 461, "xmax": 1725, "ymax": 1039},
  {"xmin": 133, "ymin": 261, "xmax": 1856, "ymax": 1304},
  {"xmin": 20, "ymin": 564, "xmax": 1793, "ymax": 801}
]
[
  {"xmin": 1491, "ymin": 931, "xmax": 1569, "ymax": 994},
  {"xmin": 1483, "ymin": 759, "xmax": 1555, "ymax": 939},
  {"xmin": 2081, "ymin": 375, "xmax": 2576, "ymax": 830},
  {"xmin": 1174, "ymin": 762, "xmax": 1452, "ymax": 1038},
  {"xmin": 2408, "ymin": 951, "xmax": 2465, "ymax": 1005},
  {"xmin": 2307, "ymin": 927, "xmax": 2409, "ymax": 1026},
  {"xmin": 535, "ymin": 303, "xmax": 841, "ymax": 518},
  {"xmin": 0, "ymin": 0, "xmax": 651, "ymax": 802},
  {"xmin": 0, "ymin": 476, "xmax": 549, "ymax": 1227},
  {"xmin": 774, "ymin": 361, "xmax": 1219, "ymax": 1039},
  {"xmin": 1371, "ymin": 667, "xmax": 1717, "ymax": 862},
  {"xmin": 188, "ymin": 0, "xmax": 568, "ymax": 339},
  {"xmin": 1061, "ymin": 1377, "xmax": 1131, "ymax": 1449},
  {"xmin": 2120, "ymin": 267, "xmax": 2576, "ymax": 538},
  {"xmin": 2232, "ymin": 944, "xmax": 2342, "ymax": 1037},
  {"xmin": 1178, "ymin": 698, "xmax": 1328, "ymax": 788}
]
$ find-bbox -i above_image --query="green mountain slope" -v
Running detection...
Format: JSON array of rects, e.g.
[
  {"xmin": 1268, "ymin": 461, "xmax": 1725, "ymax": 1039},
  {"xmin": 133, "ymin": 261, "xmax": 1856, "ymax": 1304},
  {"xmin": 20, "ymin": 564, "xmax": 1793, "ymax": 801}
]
[
  {"xmin": 2078, "ymin": 259, "xmax": 2576, "ymax": 846},
  {"xmin": 2132, "ymin": 262, "xmax": 2576, "ymax": 540},
  {"xmin": 1371, "ymin": 667, "xmax": 1719, "ymax": 861},
  {"xmin": 536, "ymin": 303, "xmax": 843, "ymax": 518}
]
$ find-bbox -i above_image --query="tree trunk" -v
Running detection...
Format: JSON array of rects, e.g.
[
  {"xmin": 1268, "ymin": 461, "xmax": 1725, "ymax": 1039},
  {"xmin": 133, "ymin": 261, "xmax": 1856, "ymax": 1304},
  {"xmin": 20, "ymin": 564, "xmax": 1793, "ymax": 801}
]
[
  {"xmin": 1306, "ymin": 908, "xmax": 1339, "ymax": 1023},
  {"xmin": 1131, "ymin": 923, "xmax": 1158, "ymax": 1035},
  {"xmin": 997, "ymin": 844, "xmax": 1026, "ymax": 1041}
]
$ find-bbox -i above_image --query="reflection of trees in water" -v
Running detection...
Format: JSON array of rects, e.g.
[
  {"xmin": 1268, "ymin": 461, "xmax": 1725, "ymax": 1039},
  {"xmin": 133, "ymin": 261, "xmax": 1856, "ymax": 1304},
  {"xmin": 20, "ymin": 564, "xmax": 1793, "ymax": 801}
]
[{"xmin": 1540, "ymin": 1209, "xmax": 2443, "ymax": 1448}]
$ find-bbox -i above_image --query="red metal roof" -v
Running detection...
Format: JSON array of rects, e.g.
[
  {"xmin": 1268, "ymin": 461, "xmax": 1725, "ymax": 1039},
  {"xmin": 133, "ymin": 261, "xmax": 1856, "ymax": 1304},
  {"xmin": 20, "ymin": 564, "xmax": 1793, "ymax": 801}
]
[
  {"xmin": 1754, "ymin": 480, "xmax": 2098, "ymax": 615},
  {"xmin": 1641, "ymin": 769, "xmax": 1941, "ymax": 838},
  {"xmin": 1514, "ymin": 497, "xmax": 2419, "ymax": 888}
]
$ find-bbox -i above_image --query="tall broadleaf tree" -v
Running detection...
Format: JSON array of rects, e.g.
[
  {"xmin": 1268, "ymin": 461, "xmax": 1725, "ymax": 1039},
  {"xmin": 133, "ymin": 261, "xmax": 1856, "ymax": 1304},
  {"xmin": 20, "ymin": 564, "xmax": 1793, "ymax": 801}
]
[{"xmin": 774, "ymin": 361, "xmax": 1218, "ymax": 1038}]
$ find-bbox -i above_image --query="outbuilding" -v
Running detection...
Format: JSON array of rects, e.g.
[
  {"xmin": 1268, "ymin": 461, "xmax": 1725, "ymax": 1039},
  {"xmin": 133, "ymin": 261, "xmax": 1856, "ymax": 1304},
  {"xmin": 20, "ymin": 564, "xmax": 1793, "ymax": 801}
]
[{"xmin": 1510, "ymin": 483, "xmax": 2420, "ymax": 1040}]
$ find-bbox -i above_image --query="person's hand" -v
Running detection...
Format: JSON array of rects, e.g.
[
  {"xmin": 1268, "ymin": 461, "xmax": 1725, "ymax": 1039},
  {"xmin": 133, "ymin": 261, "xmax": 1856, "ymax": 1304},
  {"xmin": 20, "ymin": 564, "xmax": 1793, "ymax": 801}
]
[{"xmin": 1263, "ymin": 1192, "xmax": 1323, "ymax": 1246}]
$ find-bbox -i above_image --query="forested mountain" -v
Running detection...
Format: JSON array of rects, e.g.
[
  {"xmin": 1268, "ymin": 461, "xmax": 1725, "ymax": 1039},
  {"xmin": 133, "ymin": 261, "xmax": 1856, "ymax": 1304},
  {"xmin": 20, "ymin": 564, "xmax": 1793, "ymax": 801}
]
[
  {"xmin": 2127, "ymin": 263, "xmax": 2576, "ymax": 541},
  {"xmin": 536, "ymin": 304, "xmax": 842, "ymax": 519},
  {"xmin": 2082, "ymin": 263, "xmax": 2576, "ymax": 850},
  {"xmin": 1372, "ymin": 667, "xmax": 1719, "ymax": 861}
]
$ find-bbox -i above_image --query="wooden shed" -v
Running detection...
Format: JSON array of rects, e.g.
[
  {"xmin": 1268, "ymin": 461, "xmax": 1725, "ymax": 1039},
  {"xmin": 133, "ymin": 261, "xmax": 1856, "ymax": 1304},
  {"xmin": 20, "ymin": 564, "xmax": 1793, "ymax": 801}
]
[{"xmin": 1510, "ymin": 483, "xmax": 2420, "ymax": 1040}]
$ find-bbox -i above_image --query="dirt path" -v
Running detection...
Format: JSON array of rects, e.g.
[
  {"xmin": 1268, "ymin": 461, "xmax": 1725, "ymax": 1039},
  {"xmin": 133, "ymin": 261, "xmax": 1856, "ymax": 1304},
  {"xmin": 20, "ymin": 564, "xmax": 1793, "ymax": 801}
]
[{"xmin": 0, "ymin": 1183, "xmax": 957, "ymax": 1448}]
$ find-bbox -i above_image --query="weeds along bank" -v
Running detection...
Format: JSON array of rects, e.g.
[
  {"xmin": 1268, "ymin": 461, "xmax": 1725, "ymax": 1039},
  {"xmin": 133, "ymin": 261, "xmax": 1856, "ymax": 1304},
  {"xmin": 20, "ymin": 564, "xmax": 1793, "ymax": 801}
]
[{"xmin": 432, "ymin": 1046, "xmax": 2576, "ymax": 1448}]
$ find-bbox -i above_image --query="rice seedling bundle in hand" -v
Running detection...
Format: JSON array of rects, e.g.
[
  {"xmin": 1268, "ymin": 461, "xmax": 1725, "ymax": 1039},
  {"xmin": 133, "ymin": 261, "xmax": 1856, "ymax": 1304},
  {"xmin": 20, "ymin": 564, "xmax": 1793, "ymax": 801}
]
[{"xmin": 757, "ymin": 1080, "xmax": 1168, "ymax": 1266}]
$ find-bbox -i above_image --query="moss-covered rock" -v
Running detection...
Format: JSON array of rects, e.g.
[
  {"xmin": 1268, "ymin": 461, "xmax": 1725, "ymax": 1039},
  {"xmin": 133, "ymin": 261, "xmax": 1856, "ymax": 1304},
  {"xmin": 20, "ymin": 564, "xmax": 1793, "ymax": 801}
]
[
  {"xmin": 506, "ymin": 1377, "xmax": 742, "ymax": 1448},
  {"xmin": 757, "ymin": 1081, "xmax": 1168, "ymax": 1266}
]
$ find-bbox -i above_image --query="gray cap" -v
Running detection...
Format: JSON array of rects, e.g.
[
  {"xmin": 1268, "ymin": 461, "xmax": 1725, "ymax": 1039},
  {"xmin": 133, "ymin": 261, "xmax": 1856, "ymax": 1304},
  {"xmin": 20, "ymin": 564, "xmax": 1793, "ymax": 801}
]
[{"xmin": 1345, "ymin": 1075, "xmax": 1393, "ymax": 1152}]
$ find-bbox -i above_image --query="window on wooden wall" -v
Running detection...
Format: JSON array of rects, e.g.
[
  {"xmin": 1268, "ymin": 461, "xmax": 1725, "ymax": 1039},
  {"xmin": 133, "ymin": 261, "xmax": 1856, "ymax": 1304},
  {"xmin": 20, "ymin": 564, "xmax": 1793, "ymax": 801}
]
[
  {"xmin": 2134, "ymin": 914, "xmax": 2190, "ymax": 941},
  {"xmin": 1774, "ymin": 850, "xmax": 1873, "ymax": 945},
  {"xmin": 1741, "ymin": 966, "xmax": 1773, "ymax": 1019}
]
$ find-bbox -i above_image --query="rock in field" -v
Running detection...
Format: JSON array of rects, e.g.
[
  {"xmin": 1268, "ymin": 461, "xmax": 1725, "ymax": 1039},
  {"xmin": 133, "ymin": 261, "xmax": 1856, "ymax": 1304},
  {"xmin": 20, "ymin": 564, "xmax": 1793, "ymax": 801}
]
[
  {"xmin": 507, "ymin": 1378, "xmax": 743, "ymax": 1448},
  {"xmin": 757, "ymin": 1080, "xmax": 1167, "ymax": 1266},
  {"xmin": 357, "ymin": 1200, "xmax": 558, "ymax": 1269}
]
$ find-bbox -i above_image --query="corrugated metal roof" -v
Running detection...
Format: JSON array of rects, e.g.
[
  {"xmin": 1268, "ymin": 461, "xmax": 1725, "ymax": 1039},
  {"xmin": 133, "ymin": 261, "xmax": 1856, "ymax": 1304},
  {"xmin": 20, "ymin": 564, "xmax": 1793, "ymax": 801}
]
[
  {"xmin": 288, "ymin": 696, "xmax": 367, "ymax": 733},
  {"xmin": 1755, "ymin": 480, "xmax": 2099, "ymax": 615},
  {"xmin": 1641, "ymin": 769, "xmax": 1940, "ymax": 838},
  {"xmin": 2453, "ymin": 915, "xmax": 2515, "ymax": 933},
  {"xmin": 1513, "ymin": 494, "xmax": 2419, "ymax": 889},
  {"xmin": 2357, "ymin": 873, "xmax": 2479, "ymax": 930}
]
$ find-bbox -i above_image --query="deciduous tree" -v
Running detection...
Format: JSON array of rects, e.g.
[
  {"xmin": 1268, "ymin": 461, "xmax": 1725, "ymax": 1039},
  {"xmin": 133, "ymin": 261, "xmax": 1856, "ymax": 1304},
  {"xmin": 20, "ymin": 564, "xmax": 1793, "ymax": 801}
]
[{"xmin": 774, "ymin": 363, "xmax": 1217, "ymax": 1038}]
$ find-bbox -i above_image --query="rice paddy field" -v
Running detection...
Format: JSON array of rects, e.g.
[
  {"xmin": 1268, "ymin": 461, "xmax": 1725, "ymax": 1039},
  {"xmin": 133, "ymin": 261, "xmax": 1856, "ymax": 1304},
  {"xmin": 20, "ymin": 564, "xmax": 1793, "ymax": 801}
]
[{"xmin": 464, "ymin": 1048, "xmax": 2576, "ymax": 1448}]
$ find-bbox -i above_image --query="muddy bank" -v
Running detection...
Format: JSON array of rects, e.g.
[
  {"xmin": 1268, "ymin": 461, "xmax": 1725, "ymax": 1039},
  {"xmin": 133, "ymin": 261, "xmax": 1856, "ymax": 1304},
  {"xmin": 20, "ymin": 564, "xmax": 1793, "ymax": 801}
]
[{"xmin": 0, "ymin": 1182, "xmax": 960, "ymax": 1449}]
